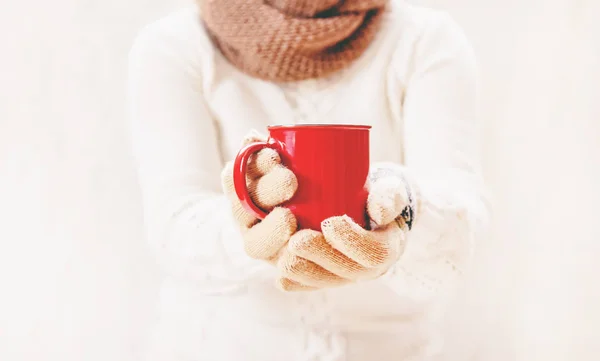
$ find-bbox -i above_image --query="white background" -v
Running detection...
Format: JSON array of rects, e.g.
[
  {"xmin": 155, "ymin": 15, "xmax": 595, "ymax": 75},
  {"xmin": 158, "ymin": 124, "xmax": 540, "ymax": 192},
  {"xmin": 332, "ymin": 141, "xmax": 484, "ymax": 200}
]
[{"xmin": 1, "ymin": 0, "xmax": 599, "ymax": 360}]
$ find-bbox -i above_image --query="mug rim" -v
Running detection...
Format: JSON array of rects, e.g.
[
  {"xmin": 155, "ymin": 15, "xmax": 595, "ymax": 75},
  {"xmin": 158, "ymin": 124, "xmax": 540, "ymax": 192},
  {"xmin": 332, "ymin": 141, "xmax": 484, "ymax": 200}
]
[{"xmin": 268, "ymin": 123, "xmax": 371, "ymax": 130}]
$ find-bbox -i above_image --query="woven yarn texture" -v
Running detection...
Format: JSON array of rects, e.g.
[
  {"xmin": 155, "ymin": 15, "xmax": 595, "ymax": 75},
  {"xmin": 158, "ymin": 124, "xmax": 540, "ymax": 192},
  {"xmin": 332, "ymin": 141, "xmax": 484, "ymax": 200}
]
[{"xmin": 199, "ymin": 0, "xmax": 389, "ymax": 82}]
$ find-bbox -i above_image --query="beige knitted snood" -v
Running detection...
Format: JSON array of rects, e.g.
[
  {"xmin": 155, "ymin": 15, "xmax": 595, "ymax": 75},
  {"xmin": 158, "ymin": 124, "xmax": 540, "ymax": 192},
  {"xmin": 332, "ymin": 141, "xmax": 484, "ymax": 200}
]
[{"xmin": 199, "ymin": 0, "xmax": 389, "ymax": 82}]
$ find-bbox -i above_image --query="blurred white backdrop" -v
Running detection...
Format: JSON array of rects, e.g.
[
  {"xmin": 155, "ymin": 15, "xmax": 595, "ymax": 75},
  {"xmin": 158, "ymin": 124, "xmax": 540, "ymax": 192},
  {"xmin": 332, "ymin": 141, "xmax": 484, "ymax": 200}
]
[{"xmin": 0, "ymin": 0, "xmax": 598, "ymax": 360}]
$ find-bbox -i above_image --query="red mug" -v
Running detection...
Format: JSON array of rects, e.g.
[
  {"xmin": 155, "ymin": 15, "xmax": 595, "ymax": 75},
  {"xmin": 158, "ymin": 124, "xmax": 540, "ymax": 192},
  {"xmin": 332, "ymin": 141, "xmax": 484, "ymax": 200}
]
[{"xmin": 233, "ymin": 124, "xmax": 371, "ymax": 231}]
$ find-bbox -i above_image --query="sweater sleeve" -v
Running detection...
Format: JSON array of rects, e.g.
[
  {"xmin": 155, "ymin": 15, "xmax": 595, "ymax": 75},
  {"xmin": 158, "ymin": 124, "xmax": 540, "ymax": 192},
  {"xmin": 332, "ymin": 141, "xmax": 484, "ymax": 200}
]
[
  {"xmin": 127, "ymin": 21, "xmax": 270, "ymax": 293},
  {"xmin": 378, "ymin": 13, "xmax": 491, "ymax": 302}
]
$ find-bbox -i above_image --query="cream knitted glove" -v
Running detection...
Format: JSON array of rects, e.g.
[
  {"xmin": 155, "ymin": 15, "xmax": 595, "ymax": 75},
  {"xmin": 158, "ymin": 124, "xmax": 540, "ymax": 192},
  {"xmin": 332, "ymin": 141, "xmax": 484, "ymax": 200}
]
[
  {"xmin": 276, "ymin": 164, "xmax": 418, "ymax": 291},
  {"xmin": 222, "ymin": 132, "xmax": 299, "ymax": 263}
]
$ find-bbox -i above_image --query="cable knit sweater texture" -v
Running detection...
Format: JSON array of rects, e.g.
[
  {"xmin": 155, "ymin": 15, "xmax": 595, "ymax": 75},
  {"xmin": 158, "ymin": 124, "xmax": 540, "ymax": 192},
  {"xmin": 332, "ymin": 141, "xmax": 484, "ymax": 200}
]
[{"xmin": 128, "ymin": 2, "xmax": 489, "ymax": 360}]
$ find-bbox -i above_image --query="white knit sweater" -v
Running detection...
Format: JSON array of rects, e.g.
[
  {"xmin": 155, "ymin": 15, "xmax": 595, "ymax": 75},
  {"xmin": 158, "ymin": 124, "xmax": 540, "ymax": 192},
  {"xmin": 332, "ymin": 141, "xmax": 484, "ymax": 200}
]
[{"xmin": 128, "ymin": 2, "xmax": 489, "ymax": 361}]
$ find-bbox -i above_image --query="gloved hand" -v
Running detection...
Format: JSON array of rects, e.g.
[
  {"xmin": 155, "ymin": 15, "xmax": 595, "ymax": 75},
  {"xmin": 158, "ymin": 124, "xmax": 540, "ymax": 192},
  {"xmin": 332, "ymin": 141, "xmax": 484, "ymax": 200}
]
[
  {"xmin": 276, "ymin": 164, "xmax": 418, "ymax": 291},
  {"xmin": 221, "ymin": 131, "xmax": 299, "ymax": 263}
]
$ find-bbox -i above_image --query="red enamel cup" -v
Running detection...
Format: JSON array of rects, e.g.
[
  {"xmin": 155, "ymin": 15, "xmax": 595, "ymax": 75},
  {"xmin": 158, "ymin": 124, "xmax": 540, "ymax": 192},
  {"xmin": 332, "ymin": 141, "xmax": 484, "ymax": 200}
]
[{"xmin": 233, "ymin": 124, "xmax": 371, "ymax": 231}]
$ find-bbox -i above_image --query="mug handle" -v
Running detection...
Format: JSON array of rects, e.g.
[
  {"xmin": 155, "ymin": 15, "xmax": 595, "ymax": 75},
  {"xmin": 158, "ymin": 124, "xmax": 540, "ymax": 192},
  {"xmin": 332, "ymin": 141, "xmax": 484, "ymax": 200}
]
[{"xmin": 233, "ymin": 139, "xmax": 283, "ymax": 219}]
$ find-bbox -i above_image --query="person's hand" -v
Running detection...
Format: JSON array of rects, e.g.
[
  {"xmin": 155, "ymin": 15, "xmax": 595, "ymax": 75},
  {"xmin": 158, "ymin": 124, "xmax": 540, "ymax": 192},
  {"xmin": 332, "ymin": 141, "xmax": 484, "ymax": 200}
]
[
  {"xmin": 276, "ymin": 164, "xmax": 417, "ymax": 291},
  {"xmin": 221, "ymin": 131, "xmax": 298, "ymax": 263}
]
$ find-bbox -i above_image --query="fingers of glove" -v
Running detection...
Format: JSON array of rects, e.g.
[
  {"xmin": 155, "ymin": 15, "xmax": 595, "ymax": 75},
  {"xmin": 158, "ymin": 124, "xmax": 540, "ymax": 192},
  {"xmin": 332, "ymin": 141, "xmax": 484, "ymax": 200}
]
[
  {"xmin": 367, "ymin": 176, "xmax": 409, "ymax": 227},
  {"xmin": 247, "ymin": 148, "xmax": 281, "ymax": 179},
  {"xmin": 288, "ymin": 229, "xmax": 377, "ymax": 281},
  {"xmin": 242, "ymin": 131, "xmax": 281, "ymax": 178},
  {"xmin": 222, "ymin": 160, "xmax": 296, "ymax": 223},
  {"xmin": 276, "ymin": 277, "xmax": 316, "ymax": 292},
  {"xmin": 248, "ymin": 166, "xmax": 298, "ymax": 210},
  {"xmin": 222, "ymin": 153, "xmax": 295, "ymax": 210},
  {"xmin": 321, "ymin": 215, "xmax": 398, "ymax": 268},
  {"xmin": 243, "ymin": 207, "xmax": 297, "ymax": 260},
  {"xmin": 277, "ymin": 250, "xmax": 349, "ymax": 289}
]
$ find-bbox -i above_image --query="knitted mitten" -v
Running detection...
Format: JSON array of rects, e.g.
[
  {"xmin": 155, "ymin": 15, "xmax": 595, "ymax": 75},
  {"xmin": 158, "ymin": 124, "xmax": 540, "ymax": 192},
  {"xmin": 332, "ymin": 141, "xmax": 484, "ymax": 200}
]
[{"xmin": 222, "ymin": 131, "xmax": 299, "ymax": 263}]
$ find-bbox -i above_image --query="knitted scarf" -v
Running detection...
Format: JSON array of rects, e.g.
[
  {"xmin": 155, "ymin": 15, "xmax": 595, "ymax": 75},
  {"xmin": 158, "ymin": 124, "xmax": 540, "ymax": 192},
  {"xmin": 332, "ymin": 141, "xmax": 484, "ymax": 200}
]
[{"xmin": 199, "ymin": 0, "xmax": 388, "ymax": 82}]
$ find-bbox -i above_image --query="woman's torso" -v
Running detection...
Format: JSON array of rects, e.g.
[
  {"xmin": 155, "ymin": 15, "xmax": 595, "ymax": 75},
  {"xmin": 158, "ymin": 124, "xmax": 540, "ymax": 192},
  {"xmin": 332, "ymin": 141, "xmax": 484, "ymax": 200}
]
[{"xmin": 143, "ymin": 3, "xmax": 447, "ymax": 361}]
